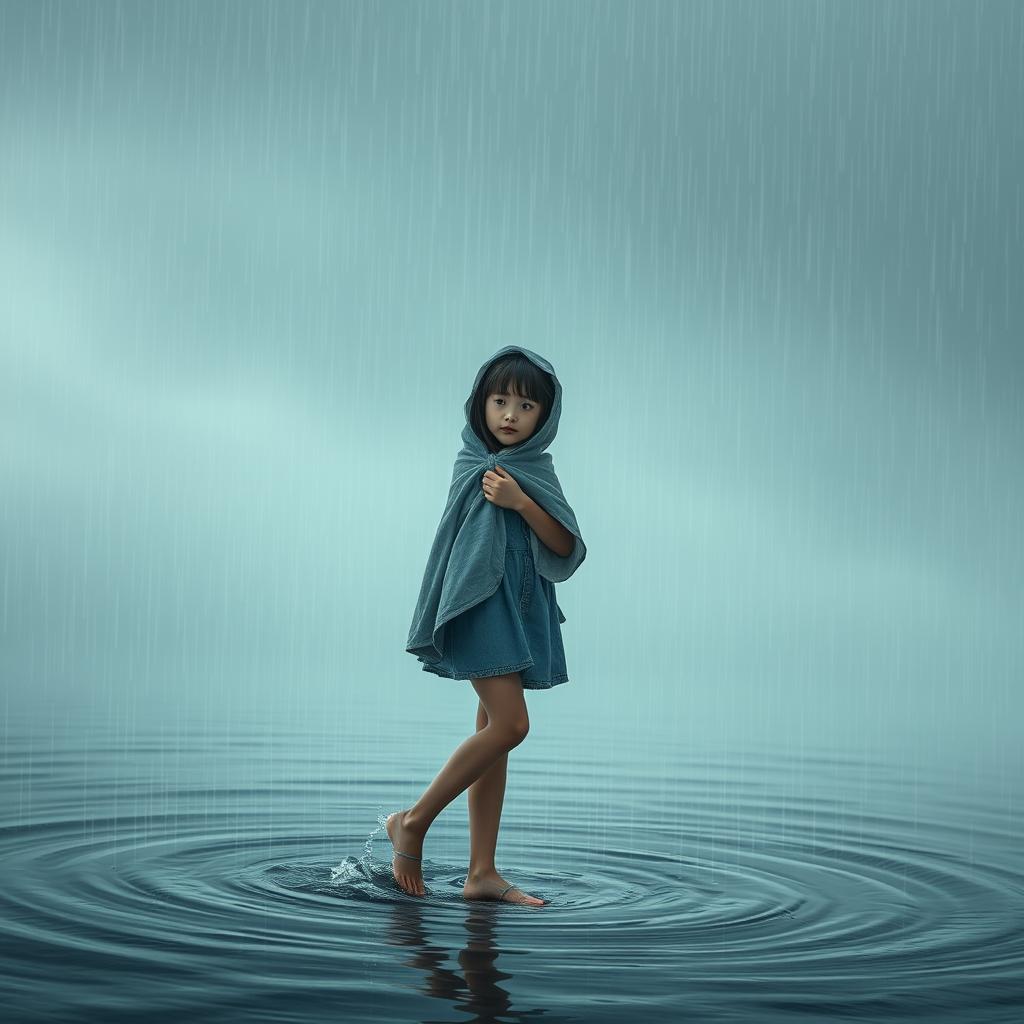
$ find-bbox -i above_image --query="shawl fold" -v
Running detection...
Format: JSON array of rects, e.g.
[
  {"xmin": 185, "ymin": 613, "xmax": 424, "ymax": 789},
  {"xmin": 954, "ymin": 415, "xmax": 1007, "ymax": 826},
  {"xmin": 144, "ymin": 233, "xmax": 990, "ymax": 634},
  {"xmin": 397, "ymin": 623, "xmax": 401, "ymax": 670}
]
[{"xmin": 406, "ymin": 346, "xmax": 586, "ymax": 666}]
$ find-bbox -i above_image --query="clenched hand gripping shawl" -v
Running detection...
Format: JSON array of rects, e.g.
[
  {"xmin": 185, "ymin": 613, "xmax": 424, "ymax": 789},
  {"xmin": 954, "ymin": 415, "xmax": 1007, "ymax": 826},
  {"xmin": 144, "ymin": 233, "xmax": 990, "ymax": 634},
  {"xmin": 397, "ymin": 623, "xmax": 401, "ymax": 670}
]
[{"xmin": 406, "ymin": 346, "xmax": 587, "ymax": 666}]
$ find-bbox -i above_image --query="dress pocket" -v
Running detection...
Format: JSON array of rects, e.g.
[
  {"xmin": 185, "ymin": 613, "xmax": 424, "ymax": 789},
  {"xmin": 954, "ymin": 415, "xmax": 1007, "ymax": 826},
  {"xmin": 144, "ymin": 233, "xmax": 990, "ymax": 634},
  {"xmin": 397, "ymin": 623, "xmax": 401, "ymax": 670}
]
[{"xmin": 519, "ymin": 556, "xmax": 535, "ymax": 614}]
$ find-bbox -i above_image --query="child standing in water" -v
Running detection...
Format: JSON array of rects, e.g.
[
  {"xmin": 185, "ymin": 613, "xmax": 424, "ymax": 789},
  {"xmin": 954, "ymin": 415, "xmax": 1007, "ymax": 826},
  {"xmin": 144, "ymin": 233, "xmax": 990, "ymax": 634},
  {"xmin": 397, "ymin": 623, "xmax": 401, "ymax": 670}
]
[{"xmin": 392, "ymin": 346, "xmax": 587, "ymax": 905}]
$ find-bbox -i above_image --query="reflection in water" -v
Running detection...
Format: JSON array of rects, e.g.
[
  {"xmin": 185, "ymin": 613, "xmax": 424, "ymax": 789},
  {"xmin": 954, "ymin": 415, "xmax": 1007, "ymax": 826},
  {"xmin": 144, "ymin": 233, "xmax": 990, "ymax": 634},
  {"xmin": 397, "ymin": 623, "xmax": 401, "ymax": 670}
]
[{"xmin": 385, "ymin": 900, "xmax": 556, "ymax": 1024}]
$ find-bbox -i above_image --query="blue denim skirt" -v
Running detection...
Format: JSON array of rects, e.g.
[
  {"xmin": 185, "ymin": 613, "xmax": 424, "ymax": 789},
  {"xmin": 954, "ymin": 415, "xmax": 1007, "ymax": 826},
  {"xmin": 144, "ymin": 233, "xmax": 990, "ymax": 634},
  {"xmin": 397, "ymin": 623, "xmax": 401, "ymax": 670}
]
[{"xmin": 421, "ymin": 505, "xmax": 569, "ymax": 690}]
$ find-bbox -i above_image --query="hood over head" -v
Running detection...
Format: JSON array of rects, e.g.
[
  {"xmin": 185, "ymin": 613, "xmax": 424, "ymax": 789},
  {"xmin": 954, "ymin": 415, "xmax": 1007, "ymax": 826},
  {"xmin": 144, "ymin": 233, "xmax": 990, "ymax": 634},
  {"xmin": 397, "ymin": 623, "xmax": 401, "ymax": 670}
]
[{"xmin": 463, "ymin": 345, "xmax": 563, "ymax": 454}]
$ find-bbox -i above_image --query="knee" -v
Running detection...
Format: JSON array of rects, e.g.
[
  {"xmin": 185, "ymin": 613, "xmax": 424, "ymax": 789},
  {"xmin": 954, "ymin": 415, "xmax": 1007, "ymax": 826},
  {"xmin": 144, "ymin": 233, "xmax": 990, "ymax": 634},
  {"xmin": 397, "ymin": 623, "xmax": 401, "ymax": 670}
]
[{"xmin": 499, "ymin": 716, "xmax": 530, "ymax": 749}]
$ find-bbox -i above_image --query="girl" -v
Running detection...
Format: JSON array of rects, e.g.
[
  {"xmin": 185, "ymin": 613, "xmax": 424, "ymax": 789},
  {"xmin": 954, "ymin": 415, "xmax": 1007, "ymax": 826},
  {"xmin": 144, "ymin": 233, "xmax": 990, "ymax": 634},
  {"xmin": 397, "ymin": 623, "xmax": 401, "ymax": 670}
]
[{"xmin": 392, "ymin": 346, "xmax": 587, "ymax": 905}]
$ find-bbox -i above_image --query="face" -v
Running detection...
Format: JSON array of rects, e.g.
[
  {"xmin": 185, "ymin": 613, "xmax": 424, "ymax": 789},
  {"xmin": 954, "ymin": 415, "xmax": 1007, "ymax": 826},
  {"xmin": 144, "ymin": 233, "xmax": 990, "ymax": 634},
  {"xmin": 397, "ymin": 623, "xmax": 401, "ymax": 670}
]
[{"xmin": 484, "ymin": 385, "xmax": 543, "ymax": 446}]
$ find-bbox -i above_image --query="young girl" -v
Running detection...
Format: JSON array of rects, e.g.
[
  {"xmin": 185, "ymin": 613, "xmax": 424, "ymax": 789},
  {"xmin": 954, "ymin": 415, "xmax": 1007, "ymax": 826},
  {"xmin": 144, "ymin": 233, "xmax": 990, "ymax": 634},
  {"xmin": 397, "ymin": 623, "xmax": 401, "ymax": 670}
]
[{"xmin": 392, "ymin": 346, "xmax": 586, "ymax": 905}]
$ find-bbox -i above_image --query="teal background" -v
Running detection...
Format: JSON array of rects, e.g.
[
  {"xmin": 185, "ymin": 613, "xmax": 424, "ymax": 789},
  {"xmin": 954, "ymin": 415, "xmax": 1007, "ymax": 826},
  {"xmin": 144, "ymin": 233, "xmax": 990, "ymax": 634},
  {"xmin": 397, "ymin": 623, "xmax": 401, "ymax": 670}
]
[{"xmin": 3, "ymin": 0, "xmax": 1020, "ymax": 761}]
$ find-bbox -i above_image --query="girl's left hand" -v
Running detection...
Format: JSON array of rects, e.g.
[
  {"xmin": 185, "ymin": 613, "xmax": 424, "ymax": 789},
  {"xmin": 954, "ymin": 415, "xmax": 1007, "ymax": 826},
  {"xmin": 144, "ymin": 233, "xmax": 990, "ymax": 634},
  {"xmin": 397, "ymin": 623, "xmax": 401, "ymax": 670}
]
[{"xmin": 482, "ymin": 465, "xmax": 527, "ymax": 510}]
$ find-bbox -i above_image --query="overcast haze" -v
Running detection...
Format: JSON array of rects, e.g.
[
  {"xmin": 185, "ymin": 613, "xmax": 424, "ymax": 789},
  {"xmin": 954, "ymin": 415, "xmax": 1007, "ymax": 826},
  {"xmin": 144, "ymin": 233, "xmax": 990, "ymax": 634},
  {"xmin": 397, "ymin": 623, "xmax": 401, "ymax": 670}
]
[{"xmin": 1, "ymin": 0, "xmax": 1021, "ymax": 762}]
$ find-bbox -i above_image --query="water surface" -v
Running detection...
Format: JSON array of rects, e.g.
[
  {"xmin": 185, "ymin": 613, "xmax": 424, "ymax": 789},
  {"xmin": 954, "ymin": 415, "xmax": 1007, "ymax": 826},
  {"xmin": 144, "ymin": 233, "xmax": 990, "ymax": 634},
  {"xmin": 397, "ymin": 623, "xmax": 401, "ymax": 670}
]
[{"xmin": 2, "ymin": 697, "xmax": 1021, "ymax": 1023}]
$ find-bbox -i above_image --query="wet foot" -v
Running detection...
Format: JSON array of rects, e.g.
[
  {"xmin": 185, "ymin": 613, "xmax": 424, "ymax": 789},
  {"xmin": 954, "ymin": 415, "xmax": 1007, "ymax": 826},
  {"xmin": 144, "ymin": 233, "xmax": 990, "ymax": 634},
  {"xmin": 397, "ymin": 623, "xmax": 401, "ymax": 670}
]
[
  {"xmin": 386, "ymin": 810, "xmax": 425, "ymax": 896},
  {"xmin": 463, "ymin": 870, "xmax": 546, "ymax": 906}
]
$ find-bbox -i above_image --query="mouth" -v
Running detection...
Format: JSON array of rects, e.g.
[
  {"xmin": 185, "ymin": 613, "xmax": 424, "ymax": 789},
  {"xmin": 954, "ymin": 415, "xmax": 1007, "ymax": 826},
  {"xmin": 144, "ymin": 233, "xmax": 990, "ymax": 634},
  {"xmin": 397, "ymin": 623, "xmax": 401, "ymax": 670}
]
[{"xmin": 499, "ymin": 427, "xmax": 517, "ymax": 434}]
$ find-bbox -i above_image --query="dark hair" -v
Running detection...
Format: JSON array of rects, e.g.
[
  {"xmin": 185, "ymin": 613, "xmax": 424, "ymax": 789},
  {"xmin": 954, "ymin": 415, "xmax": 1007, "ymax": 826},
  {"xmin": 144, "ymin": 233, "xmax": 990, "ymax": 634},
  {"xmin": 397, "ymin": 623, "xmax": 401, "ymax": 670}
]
[{"xmin": 469, "ymin": 353, "xmax": 556, "ymax": 453}]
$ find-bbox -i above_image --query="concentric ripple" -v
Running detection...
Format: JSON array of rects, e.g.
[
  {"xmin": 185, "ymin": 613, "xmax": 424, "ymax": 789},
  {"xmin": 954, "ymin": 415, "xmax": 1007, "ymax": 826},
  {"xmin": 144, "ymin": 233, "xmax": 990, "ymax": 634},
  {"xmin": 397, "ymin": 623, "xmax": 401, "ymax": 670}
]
[{"xmin": 1, "ymin": 717, "xmax": 1022, "ymax": 1023}]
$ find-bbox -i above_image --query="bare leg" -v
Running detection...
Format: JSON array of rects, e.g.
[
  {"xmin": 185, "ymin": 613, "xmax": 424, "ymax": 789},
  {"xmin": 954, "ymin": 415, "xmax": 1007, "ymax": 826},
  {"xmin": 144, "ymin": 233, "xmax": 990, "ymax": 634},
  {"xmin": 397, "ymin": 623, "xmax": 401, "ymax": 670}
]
[
  {"xmin": 462, "ymin": 685, "xmax": 546, "ymax": 907},
  {"xmin": 386, "ymin": 671, "xmax": 529, "ymax": 897},
  {"xmin": 466, "ymin": 698, "xmax": 507, "ymax": 878}
]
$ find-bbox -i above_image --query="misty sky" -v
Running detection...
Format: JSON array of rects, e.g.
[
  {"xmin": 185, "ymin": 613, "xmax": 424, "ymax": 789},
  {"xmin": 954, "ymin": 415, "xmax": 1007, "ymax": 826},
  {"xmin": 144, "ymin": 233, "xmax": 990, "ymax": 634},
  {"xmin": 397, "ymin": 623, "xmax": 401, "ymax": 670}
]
[{"xmin": 1, "ymin": 1, "xmax": 1021, "ymax": 755}]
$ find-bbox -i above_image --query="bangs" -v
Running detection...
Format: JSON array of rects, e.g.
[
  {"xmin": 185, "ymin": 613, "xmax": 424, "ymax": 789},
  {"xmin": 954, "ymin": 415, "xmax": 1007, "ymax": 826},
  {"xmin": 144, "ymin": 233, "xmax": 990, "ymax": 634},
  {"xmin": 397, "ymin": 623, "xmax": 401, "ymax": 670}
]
[{"xmin": 481, "ymin": 357, "xmax": 548, "ymax": 405}]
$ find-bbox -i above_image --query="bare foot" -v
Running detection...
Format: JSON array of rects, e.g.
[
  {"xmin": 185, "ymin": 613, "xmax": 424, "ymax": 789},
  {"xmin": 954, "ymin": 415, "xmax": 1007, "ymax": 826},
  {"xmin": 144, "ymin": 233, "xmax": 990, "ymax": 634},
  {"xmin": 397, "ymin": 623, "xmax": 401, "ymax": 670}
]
[
  {"xmin": 463, "ymin": 870, "xmax": 546, "ymax": 906},
  {"xmin": 386, "ymin": 810, "xmax": 425, "ymax": 896}
]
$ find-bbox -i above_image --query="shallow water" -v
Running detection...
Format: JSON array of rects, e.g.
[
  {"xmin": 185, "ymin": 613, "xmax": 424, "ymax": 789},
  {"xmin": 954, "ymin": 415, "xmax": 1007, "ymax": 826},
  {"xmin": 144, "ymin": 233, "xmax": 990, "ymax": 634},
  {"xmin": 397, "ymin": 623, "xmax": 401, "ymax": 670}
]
[{"xmin": 1, "ymin": 696, "xmax": 1021, "ymax": 1023}]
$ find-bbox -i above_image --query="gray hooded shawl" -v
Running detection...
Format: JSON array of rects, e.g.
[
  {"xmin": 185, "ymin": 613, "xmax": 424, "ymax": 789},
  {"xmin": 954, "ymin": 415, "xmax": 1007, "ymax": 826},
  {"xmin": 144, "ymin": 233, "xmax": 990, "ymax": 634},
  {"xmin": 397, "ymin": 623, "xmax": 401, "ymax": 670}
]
[{"xmin": 406, "ymin": 346, "xmax": 586, "ymax": 666}]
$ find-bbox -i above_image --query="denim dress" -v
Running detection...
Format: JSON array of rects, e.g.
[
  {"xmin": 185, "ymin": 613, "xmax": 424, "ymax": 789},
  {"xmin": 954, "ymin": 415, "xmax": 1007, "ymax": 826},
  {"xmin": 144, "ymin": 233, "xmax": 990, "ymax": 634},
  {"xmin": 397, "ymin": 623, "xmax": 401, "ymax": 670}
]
[{"xmin": 421, "ymin": 504, "xmax": 569, "ymax": 690}]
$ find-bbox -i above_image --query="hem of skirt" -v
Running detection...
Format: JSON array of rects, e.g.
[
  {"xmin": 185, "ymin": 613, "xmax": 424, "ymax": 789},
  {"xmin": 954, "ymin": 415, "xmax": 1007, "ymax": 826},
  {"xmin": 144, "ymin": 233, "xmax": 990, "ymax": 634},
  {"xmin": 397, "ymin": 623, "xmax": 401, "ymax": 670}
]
[{"xmin": 420, "ymin": 660, "xmax": 568, "ymax": 690}]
